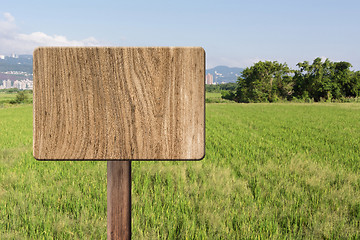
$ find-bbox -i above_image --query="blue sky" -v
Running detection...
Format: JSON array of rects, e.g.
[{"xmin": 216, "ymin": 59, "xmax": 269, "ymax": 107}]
[{"xmin": 1, "ymin": 0, "xmax": 360, "ymax": 70}]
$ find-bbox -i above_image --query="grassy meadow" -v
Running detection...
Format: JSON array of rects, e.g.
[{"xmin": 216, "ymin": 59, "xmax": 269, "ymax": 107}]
[
  {"xmin": 205, "ymin": 92, "xmax": 233, "ymax": 103},
  {"xmin": 0, "ymin": 93, "xmax": 17, "ymax": 105},
  {"xmin": 0, "ymin": 92, "xmax": 33, "ymax": 107},
  {"xmin": 0, "ymin": 92, "xmax": 360, "ymax": 239}
]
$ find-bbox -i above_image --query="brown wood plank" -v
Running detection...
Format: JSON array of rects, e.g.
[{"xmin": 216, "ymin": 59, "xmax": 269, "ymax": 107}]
[
  {"xmin": 107, "ymin": 161, "xmax": 131, "ymax": 239},
  {"xmin": 33, "ymin": 47, "xmax": 205, "ymax": 160}
]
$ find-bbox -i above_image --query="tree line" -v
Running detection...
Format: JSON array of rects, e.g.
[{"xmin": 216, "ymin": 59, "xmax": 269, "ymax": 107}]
[
  {"xmin": 222, "ymin": 57, "xmax": 360, "ymax": 102},
  {"xmin": 205, "ymin": 83, "xmax": 237, "ymax": 92}
]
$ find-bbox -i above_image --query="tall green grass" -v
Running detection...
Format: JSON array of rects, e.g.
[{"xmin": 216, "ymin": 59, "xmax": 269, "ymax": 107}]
[{"xmin": 1, "ymin": 103, "xmax": 360, "ymax": 239}]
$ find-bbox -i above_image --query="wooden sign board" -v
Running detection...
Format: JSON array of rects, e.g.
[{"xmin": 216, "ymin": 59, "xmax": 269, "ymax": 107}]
[{"xmin": 33, "ymin": 47, "xmax": 205, "ymax": 160}]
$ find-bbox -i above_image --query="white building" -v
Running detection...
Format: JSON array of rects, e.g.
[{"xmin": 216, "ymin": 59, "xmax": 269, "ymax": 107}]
[
  {"xmin": 0, "ymin": 78, "xmax": 33, "ymax": 90},
  {"xmin": 26, "ymin": 80, "xmax": 33, "ymax": 90},
  {"xmin": 206, "ymin": 73, "xmax": 214, "ymax": 85},
  {"xmin": 5, "ymin": 79, "xmax": 12, "ymax": 88}
]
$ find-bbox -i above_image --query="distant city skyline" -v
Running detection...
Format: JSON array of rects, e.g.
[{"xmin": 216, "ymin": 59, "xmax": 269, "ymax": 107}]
[
  {"xmin": 1, "ymin": 1, "xmax": 360, "ymax": 70},
  {"xmin": 0, "ymin": 78, "xmax": 33, "ymax": 90}
]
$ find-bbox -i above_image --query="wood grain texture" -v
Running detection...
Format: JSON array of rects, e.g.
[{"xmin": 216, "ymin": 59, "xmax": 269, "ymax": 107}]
[
  {"xmin": 107, "ymin": 161, "xmax": 131, "ymax": 239},
  {"xmin": 33, "ymin": 47, "xmax": 205, "ymax": 160}
]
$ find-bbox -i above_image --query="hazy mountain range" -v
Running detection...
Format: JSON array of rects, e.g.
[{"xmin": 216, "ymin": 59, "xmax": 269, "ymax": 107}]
[
  {"xmin": 0, "ymin": 55, "xmax": 33, "ymax": 74},
  {"xmin": 0, "ymin": 55, "xmax": 244, "ymax": 83},
  {"xmin": 206, "ymin": 66, "xmax": 244, "ymax": 83}
]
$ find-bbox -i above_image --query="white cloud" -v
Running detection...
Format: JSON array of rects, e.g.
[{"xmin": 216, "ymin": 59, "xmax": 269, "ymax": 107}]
[
  {"xmin": 0, "ymin": 12, "xmax": 17, "ymax": 37},
  {"xmin": 3, "ymin": 12, "xmax": 14, "ymax": 22},
  {"xmin": 0, "ymin": 12, "xmax": 100, "ymax": 55}
]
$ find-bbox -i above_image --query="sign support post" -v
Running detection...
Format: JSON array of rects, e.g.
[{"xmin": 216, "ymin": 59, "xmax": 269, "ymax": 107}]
[{"xmin": 107, "ymin": 161, "xmax": 131, "ymax": 240}]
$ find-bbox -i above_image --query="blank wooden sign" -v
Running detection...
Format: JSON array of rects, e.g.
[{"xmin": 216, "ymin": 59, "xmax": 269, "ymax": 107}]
[{"xmin": 33, "ymin": 47, "xmax": 205, "ymax": 160}]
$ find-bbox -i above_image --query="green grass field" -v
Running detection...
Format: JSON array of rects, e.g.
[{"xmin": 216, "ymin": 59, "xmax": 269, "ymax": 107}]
[
  {"xmin": 0, "ymin": 93, "xmax": 16, "ymax": 105},
  {"xmin": 1, "ymin": 100, "xmax": 360, "ymax": 239},
  {"xmin": 206, "ymin": 92, "xmax": 233, "ymax": 103}
]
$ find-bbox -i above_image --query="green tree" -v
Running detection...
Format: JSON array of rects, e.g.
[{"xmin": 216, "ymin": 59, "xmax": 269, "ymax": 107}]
[
  {"xmin": 333, "ymin": 61, "xmax": 356, "ymax": 97},
  {"xmin": 293, "ymin": 58, "xmax": 356, "ymax": 101},
  {"xmin": 17, "ymin": 91, "xmax": 28, "ymax": 103},
  {"xmin": 294, "ymin": 58, "xmax": 334, "ymax": 101},
  {"xmin": 10, "ymin": 91, "xmax": 28, "ymax": 104},
  {"xmin": 205, "ymin": 84, "xmax": 220, "ymax": 92},
  {"xmin": 351, "ymin": 71, "xmax": 360, "ymax": 97},
  {"xmin": 205, "ymin": 83, "xmax": 238, "ymax": 93},
  {"xmin": 235, "ymin": 61, "xmax": 293, "ymax": 102},
  {"xmin": 221, "ymin": 90, "xmax": 235, "ymax": 101},
  {"xmin": 219, "ymin": 82, "xmax": 237, "ymax": 91}
]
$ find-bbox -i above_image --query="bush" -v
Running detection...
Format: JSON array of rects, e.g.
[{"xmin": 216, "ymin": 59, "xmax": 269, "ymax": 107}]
[
  {"xmin": 10, "ymin": 91, "xmax": 28, "ymax": 104},
  {"xmin": 221, "ymin": 90, "xmax": 235, "ymax": 101}
]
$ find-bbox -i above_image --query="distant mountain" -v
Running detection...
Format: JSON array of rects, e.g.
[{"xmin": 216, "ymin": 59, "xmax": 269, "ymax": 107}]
[
  {"xmin": 206, "ymin": 66, "xmax": 243, "ymax": 84},
  {"xmin": 0, "ymin": 55, "xmax": 33, "ymax": 73},
  {"xmin": 0, "ymin": 56, "xmax": 244, "ymax": 83}
]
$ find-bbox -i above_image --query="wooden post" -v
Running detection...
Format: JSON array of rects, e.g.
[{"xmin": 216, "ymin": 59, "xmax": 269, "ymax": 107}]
[{"xmin": 107, "ymin": 161, "xmax": 131, "ymax": 240}]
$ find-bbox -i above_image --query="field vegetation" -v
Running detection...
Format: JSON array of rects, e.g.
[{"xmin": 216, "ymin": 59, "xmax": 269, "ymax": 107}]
[
  {"xmin": 0, "ymin": 90, "xmax": 33, "ymax": 107},
  {"xmin": 1, "ymin": 90, "xmax": 359, "ymax": 239},
  {"xmin": 205, "ymin": 92, "xmax": 233, "ymax": 103},
  {"xmin": 220, "ymin": 57, "xmax": 360, "ymax": 103}
]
